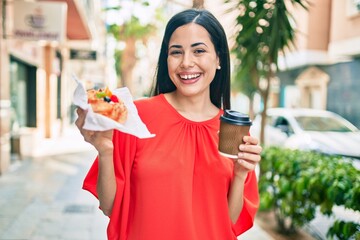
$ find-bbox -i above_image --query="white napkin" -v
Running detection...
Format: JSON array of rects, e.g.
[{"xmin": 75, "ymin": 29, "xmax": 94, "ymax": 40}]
[{"xmin": 72, "ymin": 77, "xmax": 155, "ymax": 139}]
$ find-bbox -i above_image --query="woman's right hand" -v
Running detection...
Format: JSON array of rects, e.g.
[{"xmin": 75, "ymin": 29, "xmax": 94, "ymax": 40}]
[{"xmin": 75, "ymin": 108, "xmax": 114, "ymax": 155}]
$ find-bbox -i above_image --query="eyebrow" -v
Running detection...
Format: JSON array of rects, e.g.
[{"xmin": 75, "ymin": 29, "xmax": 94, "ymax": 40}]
[{"xmin": 169, "ymin": 42, "xmax": 208, "ymax": 49}]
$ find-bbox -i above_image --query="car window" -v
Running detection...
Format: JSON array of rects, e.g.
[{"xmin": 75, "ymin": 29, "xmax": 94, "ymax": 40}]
[
  {"xmin": 274, "ymin": 117, "xmax": 288, "ymax": 127},
  {"xmin": 295, "ymin": 116, "xmax": 354, "ymax": 132},
  {"xmin": 274, "ymin": 117, "xmax": 294, "ymax": 134}
]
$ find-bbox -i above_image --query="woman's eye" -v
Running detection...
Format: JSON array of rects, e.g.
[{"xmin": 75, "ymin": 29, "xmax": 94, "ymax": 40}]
[
  {"xmin": 194, "ymin": 49, "xmax": 206, "ymax": 54},
  {"xmin": 169, "ymin": 50, "xmax": 182, "ymax": 55}
]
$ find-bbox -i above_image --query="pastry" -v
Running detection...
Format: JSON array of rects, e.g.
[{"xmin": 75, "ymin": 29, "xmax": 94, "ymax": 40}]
[{"xmin": 87, "ymin": 87, "xmax": 128, "ymax": 123}]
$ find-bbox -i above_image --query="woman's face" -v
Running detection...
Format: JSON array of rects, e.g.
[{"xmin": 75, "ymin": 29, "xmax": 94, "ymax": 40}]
[{"xmin": 167, "ymin": 23, "xmax": 219, "ymax": 98}]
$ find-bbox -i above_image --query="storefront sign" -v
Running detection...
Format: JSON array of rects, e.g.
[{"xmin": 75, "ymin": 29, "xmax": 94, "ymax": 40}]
[
  {"xmin": 70, "ymin": 49, "xmax": 97, "ymax": 60},
  {"xmin": 13, "ymin": 1, "xmax": 67, "ymax": 42}
]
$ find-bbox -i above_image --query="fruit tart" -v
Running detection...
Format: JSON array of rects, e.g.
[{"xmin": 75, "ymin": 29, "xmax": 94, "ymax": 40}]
[{"xmin": 87, "ymin": 87, "xmax": 128, "ymax": 124}]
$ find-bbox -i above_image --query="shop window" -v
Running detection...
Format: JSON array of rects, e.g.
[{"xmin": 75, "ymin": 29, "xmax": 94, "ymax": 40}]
[{"xmin": 9, "ymin": 56, "xmax": 37, "ymax": 128}]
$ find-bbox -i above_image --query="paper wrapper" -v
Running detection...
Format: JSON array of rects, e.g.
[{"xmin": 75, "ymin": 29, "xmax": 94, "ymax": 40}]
[{"xmin": 72, "ymin": 78, "xmax": 155, "ymax": 139}]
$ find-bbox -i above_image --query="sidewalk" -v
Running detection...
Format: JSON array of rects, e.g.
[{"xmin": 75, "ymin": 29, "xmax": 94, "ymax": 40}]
[
  {"xmin": 28, "ymin": 126, "xmax": 94, "ymax": 158},
  {"xmin": 0, "ymin": 151, "xmax": 108, "ymax": 239},
  {"xmin": 238, "ymin": 222, "xmax": 274, "ymax": 240},
  {"xmin": 0, "ymin": 127, "xmax": 274, "ymax": 240}
]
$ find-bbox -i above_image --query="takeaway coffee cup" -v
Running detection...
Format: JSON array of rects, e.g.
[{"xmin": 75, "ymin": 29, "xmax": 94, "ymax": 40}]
[{"xmin": 218, "ymin": 110, "xmax": 252, "ymax": 159}]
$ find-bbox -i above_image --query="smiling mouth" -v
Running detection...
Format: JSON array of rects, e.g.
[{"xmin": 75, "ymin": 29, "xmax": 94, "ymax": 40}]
[{"xmin": 179, "ymin": 74, "xmax": 201, "ymax": 80}]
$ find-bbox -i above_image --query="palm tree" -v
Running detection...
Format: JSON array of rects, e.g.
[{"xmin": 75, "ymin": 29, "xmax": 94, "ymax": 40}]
[
  {"xmin": 226, "ymin": 0, "xmax": 308, "ymax": 144},
  {"xmin": 108, "ymin": 15, "xmax": 156, "ymax": 90},
  {"xmin": 105, "ymin": 1, "xmax": 159, "ymax": 92}
]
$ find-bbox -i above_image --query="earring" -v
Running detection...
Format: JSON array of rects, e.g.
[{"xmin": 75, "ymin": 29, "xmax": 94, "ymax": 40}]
[{"xmin": 217, "ymin": 65, "xmax": 221, "ymax": 70}]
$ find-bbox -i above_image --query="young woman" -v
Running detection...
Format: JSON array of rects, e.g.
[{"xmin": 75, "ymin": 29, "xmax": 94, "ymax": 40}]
[{"xmin": 76, "ymin": 8, "xmax": 262, "ymax": 240}]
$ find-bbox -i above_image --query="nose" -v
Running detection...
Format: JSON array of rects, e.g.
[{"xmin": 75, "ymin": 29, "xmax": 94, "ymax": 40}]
[{"xmin": 181, "ymin": 52, "xmax": 195, "ymax": 68}]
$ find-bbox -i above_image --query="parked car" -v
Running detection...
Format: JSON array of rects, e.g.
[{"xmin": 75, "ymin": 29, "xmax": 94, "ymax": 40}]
[
  {"xmin": 251, "ymin": 108, "xmax": 360, "ymax": 239},
  {"xmin": 250, "ymin": 108, "xmax": 360, "ymax": 160}
]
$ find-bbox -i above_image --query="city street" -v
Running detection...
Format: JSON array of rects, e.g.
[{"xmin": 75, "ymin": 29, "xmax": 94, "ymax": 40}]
[
  {"xmin": 0, "ymin": 128, "xmax": 274, "ymax": 240},
  {"xmin": 1, "ymin": 1, "xmax": 359, "ymax": 239},
  {"xmin": 0, "ymin": 150, "xmax": 108, "ymax": 240}
]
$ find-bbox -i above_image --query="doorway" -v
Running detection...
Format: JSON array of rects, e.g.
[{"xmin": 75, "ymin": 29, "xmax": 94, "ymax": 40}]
[{"xmin": 9, "ymin": 56, "xmax": 37, "ymax": 158}]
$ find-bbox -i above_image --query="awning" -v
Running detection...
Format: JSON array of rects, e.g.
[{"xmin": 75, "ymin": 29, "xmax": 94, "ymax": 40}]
[{"xmin": 40, "ymin": 0, "xmax": 91, "ymax": 40}]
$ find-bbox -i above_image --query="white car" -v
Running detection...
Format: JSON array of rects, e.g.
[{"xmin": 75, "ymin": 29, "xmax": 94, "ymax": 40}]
[
  {"xmin": 250, "ymin": 108, "xmax": 360, "ymax": 160},
  {"xmin": 251, "ymin": 108, "xmax": 360, "ymax": 238}
]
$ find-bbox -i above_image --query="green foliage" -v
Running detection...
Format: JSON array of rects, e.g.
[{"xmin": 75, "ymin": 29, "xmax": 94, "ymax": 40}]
[
  {"xmin": 225, "ymin": 0, "xmax": 309, "ymax": 144},
  {"xmin": 259, "ymin": 147, "xmax": 360, "ymax": 239},
  {"xmin": 327, "ymin": 220, "xmax": 360, "ymax": 240},
  {"xmin": 226, "ymin": 0, "xmax": 308, "ymax": 95},
  {"xmin": 107, "ymin": 16, "xmax": 156, "ymax": 41}
]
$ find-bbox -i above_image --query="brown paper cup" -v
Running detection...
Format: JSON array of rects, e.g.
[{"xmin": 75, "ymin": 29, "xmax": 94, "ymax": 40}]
[{"xmin": 218, "ymin": 110, "xmax": 252, "ymax": 159}]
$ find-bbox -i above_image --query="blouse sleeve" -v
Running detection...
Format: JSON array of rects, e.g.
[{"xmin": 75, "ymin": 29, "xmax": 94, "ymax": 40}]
[
  {"xmin": 231, "ymin": 170, "xmax": 260, "ymax": 235},
  {"xmin": 82, "ymin": 130, "xmax": 137, "ymax": 240}
]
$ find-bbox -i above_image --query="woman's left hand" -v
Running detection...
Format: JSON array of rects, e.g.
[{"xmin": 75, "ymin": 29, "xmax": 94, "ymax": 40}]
[{"xmin": 233, "ymin": 135, "xmax": 262, "ymax": 179}]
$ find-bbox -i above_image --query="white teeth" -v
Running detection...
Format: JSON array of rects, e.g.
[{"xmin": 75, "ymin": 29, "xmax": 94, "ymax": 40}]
[{"xmin": 179, "ymin": 74, "xmax": 200, "ymax": 80}]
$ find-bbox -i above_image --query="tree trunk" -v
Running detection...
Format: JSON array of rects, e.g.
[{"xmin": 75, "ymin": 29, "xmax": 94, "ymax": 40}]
[
  {"xmin": 260, "ymin": 94, "xmax": 268, "ymax": 145},
  {"xmin": 259, "ymin": 68, "xmax": 272, "ymax": 145},
  {"xmin": 248, "ymin": 94, "xmax": 255, "ymax": 121},
  {"xmin": 192, "ymin": 0, "xmax": 204, "ymax": 8},
  {"xmin": 120, "ymin": 37, "xmax": 137, "ymax": 92}
]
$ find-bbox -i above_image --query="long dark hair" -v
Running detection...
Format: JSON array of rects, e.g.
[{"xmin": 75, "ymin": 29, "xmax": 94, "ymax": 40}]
[{"xmin": 151, "ymin": 9, "xmax": 231, "ymax": 110}]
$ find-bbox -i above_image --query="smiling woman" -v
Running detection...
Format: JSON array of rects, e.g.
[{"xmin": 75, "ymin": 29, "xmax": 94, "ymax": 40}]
[
  {"xmin": 76, "ymin": 8, "xmax": 263, "ymax": 240},
  {"xmin": 166, "ymin": 23, "xmax": 220, "ymax": 105}
]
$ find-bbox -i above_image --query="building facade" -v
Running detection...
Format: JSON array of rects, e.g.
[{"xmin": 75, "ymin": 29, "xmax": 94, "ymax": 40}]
[
  {"xmin": 277, "ymin": 0, "xmax": 360, "ymax": 128},
  {"xmin": 0, "ymin": 0, "xmax": 107, "ymax": 174}
]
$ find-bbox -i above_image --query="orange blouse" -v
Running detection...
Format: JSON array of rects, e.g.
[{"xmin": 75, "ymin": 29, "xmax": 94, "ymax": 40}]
[{"xmin": 83, "ymin": 94, "xmax": 259, "ymax": 240}]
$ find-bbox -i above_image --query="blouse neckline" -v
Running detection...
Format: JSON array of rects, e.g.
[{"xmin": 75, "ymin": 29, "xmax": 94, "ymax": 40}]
[{"xmin": 158, "ymin": 94, "xmax": 222, "ymax": 125}]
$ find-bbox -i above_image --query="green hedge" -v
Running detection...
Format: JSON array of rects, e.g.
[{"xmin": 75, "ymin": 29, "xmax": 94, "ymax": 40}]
[{"xmin": 258, "ymin": 147, "xmax": 360, "ymax": 239}]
